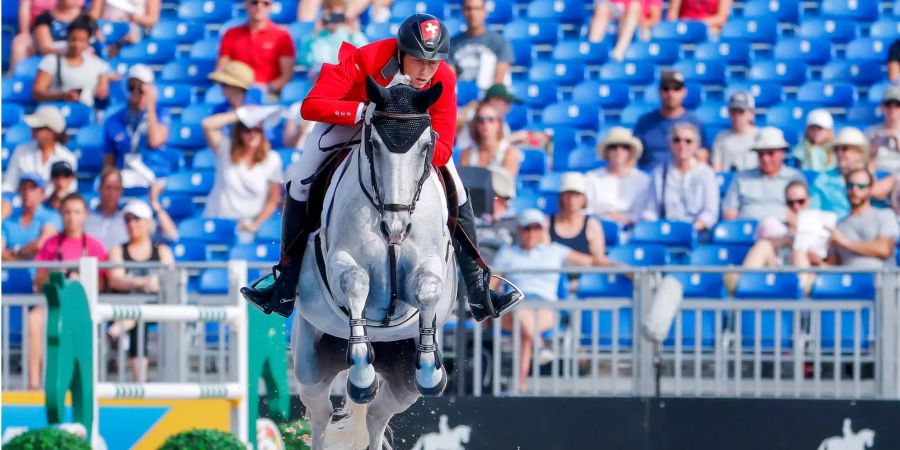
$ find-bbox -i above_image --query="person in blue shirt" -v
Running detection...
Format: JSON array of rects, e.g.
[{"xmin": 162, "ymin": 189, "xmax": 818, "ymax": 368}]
[
  {"xmin": 103, "ymin": 64, "xmax": 172, "ymax": 187},
  {"xmin": 1, "ymin": 173, "xmax": 61, "ymax": 261},
  {"xmin": 634, "ymin": 69, "xmax": 707, "ymax": 169}
]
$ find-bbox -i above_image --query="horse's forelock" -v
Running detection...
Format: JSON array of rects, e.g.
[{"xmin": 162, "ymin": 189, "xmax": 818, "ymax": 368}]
[{"xmin": 375, "ymin": 83, "xmax": 428, "ymax": 115}]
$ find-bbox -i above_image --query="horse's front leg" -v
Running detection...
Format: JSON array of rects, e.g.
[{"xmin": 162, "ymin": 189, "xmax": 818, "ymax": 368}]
[
  {"xmin": 410, "ymin": 256, "xmax": 447, "ymax": 396},
  {"xmin": 331, "ymin": 250, "xmax": 377, "ymax": 404}
]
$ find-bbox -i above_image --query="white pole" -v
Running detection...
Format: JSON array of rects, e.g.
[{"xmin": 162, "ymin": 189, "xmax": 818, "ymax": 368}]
[
  {"xmin": 78, "ymin": 257, "xmax": 101, "ymax": 449},
  {"xmin": 93, "ymin": 304, "xmax": 242, "ymax": 323},
  {"xmin": 229, "ymin": 260, "xmax": 250, "ymax": 446},
  {"xmin": 96, "ymin": 382, "xmax": 243, "ymax": 400}
]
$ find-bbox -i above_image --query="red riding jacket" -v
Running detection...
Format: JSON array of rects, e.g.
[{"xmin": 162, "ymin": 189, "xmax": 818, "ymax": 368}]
[{"xmin": 300, "ymin": 38, "xmax": 458, "ymax": 167}]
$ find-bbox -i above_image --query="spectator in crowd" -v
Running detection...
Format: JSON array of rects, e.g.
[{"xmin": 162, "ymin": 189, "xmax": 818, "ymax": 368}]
[
  {"xmin": 2, "ymin": 106, "xmax": 77, "ymax": 193},
  {"xmin": 492, "ymin": 208, "xmax": 609, "ymax": 392},
  {"xmin": 791, "ymin": 109, "xmax": 835, "ymax": 172},
  {"xmin": 103, "ymin": 64, "xmax": 171, "ymax": 187},
  {"xmin": 449, "ymin": 0, "xmax": 513, "ymax": 91},
  {"xmin": 477, "ymin": 168, "xmax": 518, "ymax": 264},
  {"xmin": 209, "ymin": 60, "xmax": 263, "ymax": 114},
  {"xmin": 88, "ymin": 0, "xmax": 160, "ymax": 48},
  {"xmin": 585, "ymin": 127, "xmax": 651, "ymax": 226},
  {"xmin": 2, "ymin": 174, "xmax": 61, "ymax": 261},
  {"xmin": 867, "ymin": 86, "xmax": 900, "ymax": 174},
  {"xmin": 44, "ymin": 161, "xmax": 78, "ymax": 211},
  {"xmin": 298, "ymin": 0, "xmax": 390, "ymax": 24},
  {"xmin": 218, "ymin": 0, "xmax": 296, "ymax": 96},
  {"xmin": 85, "ymin": 168, "xmax": 128, "ymax": 250},
  {"xmin": 106, "ymin": 199, "xmax": 174, "ymax": 381},
  {"xmin": 634, "ymin": 69, "xmax": 706, "ymax": 169},
  {"xmin": 298, "ymin": 0, "xmax": 368, "ymax": 70},
  {"xmin": 888, "ymin": 38, "xmax": 900, "ymax": 82},
  {"xmin": 588, "ymin": 0, "xmax": 662, "ymax": 61},
  {"xmin": 711, "ymin": 91, "xmax": 758, "ymax": 172},
  {"xmin": 8, "ymin": 0, "xmax": 85, "ymax": 73},
  {"xmin": 147, "ymin": 180, "xmax": 180, "ymax": 244},
  {"xmin": 641, "ymin": 122, "xmax": 719, "ymax": 232},
  {"xmin": 32, "ymin": 193, "xmax": 107, "ymax": 389},
  {"xmin": 722, "ymin": 127, "xmax": 806, "ymax": 222},
  {"xmin": 459, "ymin": 101, "xmax": 522, "ymax": 177},
  {"xmin": 32, "ymin": 15, "xmax": 109, "ymax": 107},
  {"xmin": 201, "ymin": 107, "xmax": 283, "ymax": 233},
  {"xmin": 549, "ymin": 172, "xmax": 612, "ymax": 264},
  {"xmin": 456, "ymin": 84, "xmax": 547, "ymax": 152},
  {"xmin": 666, "ymin": 0, "xmax": 733, "ymax": 34},
  {"xmin": 811, "ymin": 169, "xmax": 899, "ymax": 268}
]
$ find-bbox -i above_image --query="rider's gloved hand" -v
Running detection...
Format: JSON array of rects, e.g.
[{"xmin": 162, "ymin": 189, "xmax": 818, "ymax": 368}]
[{"xmin": 356, "ymin": 102, "xmax": 377, "ymax": 124}]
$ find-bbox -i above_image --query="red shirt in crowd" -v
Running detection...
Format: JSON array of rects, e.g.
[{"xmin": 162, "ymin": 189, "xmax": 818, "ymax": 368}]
[
  {"xmin": 218, "ymin": 21, "xmax": 295, "ymax": 83},
  {"xmin": 300, "ymin": 38, "xmax": 458, "ymax": 167},
  {"xmin": 611, "ymin": 0, "xmax": 662, "ymax": 19},
  {"xmin": 35, "ymin": 233, "xmax": 107, "ymax": 262},
  {"xmin": 675, "ymin": 0, "xmax": 720, "ymax": 20}
]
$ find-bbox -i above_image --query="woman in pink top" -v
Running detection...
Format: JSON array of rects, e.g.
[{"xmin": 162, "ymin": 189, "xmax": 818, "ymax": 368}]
[
  {"xmin": 589, "ymin": 0, "xmax": 663, "ymax": 61},
  {"xmin": 667, "ymin": 0, "xmax": 733, "ymax": 34}
]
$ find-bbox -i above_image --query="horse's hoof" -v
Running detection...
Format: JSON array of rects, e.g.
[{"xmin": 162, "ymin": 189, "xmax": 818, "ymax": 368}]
[
  {"xmin": 416, "ymin": 368, "xmax": 447, "ymax": 396},
  {"xmin": 347, "ymin": 378, "xmax": 378, "ymax": 404}
]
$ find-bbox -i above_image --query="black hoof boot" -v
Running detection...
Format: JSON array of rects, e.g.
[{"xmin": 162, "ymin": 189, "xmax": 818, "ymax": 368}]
[{"xmin": 347, "ymin": 378, "xmax": 378, "ymax": 404}]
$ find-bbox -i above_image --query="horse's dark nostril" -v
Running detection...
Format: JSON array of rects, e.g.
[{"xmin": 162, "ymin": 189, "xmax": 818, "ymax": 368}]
[{"xmin": 405, "ymin": 223, "xmax": 413, "ymax": 236}]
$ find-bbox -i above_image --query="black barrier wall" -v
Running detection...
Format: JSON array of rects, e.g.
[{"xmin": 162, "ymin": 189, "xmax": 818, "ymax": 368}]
[{"xmin": 272, "ymin": 397, "xmax": 900, "ymax": 449}]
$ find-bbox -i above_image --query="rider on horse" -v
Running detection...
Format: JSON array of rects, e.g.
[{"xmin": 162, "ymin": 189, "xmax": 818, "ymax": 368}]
[{"xmin": 241, "ymin": 13, "xmax": 522, "ymax": 322}]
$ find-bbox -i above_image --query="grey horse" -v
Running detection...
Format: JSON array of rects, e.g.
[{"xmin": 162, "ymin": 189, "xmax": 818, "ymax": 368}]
[{"xmin": 291, "ymin": 77, "xmax": 457, "ymax": 450}]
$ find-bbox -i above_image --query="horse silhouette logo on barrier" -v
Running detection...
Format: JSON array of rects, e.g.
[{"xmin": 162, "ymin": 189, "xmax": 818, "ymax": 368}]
[
  {"xmin": 411, "ymin": 415, "xmax": 471, "ymax": 450},
  {"xmin": 817, "ymin": 419, "xmax": 876, "ymax": 450}
]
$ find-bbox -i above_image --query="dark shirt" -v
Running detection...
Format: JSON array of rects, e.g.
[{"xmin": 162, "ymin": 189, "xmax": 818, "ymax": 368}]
[
  {"xmin": 634, "ymin": 109, "xmax": 707, "ymax": 169},
  {"xmin": 889, "ymin": 39, "xmax": 900, "ymax": 64}
]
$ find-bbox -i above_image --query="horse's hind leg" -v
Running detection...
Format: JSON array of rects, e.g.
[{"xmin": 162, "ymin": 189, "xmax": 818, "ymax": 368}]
[
  {"xmin": 331, "ymin": 250, "xmax": 377, "ymax": 404},
  {"xmin": 293, "ymin": 315, "xmax": 345, "ymax": 450},
  {"xmin": 368, "ymin": 340, "xmax": 421, "ymax": 450},
  {"xmin": 409, "ymin": 256, "xmax": 448, "ymax": 396}
]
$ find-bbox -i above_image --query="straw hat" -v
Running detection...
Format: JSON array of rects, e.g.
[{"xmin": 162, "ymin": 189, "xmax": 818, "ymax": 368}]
[
  {"xmin": 208, "ymin": 61, "xmax": 255, "ymax": 90},
  {"xmin": 597, "ymin": 126, "xmax": 643, "ymax": 162}
]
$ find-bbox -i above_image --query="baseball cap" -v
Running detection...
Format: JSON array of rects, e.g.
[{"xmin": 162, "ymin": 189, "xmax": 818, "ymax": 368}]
[
  {"xmin": 559, "ymin": 172, "xmax": 587, "ymax": 195},
  {"xmin": 659, "ymin": 69, "xmax": 685, "ymax": 88},
  {"xmin": 122, "ymin": 199, "xmax": 154, "ymax": 221},
  {"xmin": 484, "ymin": 84, "xmax": 522, "ymax": 104},
  {"xmin": 806, "ymin": 109, "xmax": 834, "ymax": 129},
  {"xmin": 24, "ymin": 106, "xmax": 66, "ymax": 133},
  {"xmin": 883, "ymin": 85, "xmax": 900, "ymax": 103},
  {"xmin": 728, "ymin": 91, "xmax": 755, "ymax": 110},
  {"xmin": 50, "ymin": 161, "xmax": 75, "ymax": 178},
  {"xmin": 18, "ymin": 173, "xmax": 47, "ymax": 190},
  {"xmin": 490, "ymin": 168, "xmax": 516, "ymax": 199},
  {"xmin": 127, "ymin": 64, "xmax": 155, "ymax": 84},
  {"xmin": 517, "ymin": 208, "xmax": 547, "ymax": 228}
]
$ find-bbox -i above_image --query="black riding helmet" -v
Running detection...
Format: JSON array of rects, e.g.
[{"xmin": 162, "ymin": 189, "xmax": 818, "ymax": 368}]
[{"xmin": 396, "ymin": 13, "xmax": 450, "ymax": 61}]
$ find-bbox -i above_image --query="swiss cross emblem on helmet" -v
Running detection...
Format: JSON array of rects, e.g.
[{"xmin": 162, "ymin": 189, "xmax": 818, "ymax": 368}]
[{"xmin": 420, "ymin": 19, "xmax": 441, "ymax": 48}]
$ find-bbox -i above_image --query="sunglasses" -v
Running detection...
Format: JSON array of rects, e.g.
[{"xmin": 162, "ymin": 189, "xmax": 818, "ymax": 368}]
[
  {"xmin": 757, "ymin": 149, "xmax": 782, "ymax": 157},
  {"xmin": 883, "ymin": 101, "xmax": 900, "ymax": 108},
  {"xmin": 660, "ymin": 85, "xmax": 684, "ymax": 92},
  {"xmin": 238, "ymin": 125, "xmax": 264, "ymax": 133},
  {"xmin": 786, "ymin": 198, "xmax": 807, "ymax": 207},
  {"xmin": 846, "ymin": 182, "xmax": 870, "ymax": 191},
  {"xmin": 249, "ymin": 0, "xmax": 272, "ymax": 6},
  {"xmin": 475, "ymin": 115, "xmax": 499, "ymax": 123},
  {"xmin": 605, "ymin": 144, "xmax": 632, "ymax": 152},
  {"xmin": 728, "ymin": 108, "xmax": 749, "ymax": 115},
  {"xmin": 672, "ymin": 137, "xmax": 694, "ymax": 144},
  {"xmin": 124, "ymin": 215, "xmax": 141, "ymax": 223},
  {"xmin": 127, "ymin": 82, "xmax": 143, "ymax": 93},
  {"xmin": 520, "ymin": 224, "xmax": 543, "ymax": 231}
]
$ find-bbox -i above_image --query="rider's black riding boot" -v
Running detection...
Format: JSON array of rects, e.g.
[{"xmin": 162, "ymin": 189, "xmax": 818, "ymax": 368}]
[
  {"xmin": 455, "ymin": 198, "xmax": 523, "ymax": 322},
  {"xmin": 241, "ymin": 187, "xmax": 308, "ymax": 318}
]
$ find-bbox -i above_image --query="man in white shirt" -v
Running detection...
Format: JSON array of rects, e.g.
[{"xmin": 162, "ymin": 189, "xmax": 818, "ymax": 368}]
[{"xmin": 85, "ymin": 168, "xmax": 129, "ymax": 249}]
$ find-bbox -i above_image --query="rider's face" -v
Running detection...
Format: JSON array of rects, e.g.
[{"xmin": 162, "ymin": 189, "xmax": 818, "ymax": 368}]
[{"xmin": 402, "ymin": 54, "xmax": 440, "ymax": 89}]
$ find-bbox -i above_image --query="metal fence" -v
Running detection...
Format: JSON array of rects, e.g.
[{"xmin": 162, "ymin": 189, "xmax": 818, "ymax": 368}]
[{"xmin": 3, "ymin": 262, "xmax": 899, "ymax": 400}]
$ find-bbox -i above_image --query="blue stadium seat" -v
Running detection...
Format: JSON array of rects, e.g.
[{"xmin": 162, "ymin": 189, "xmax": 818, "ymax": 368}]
[
  {"xmin": 765, "ymin": 102, "xmax": 814, "ymax": 131},
  {"xmin": 165, "ymin": 170, "xmax": 215, "ymax": 195},
  {"xmin": 391, "ymin": 0, "xmax": 445, "ymax": 20},
  {"xmin": 229, "ymin": 243, "xmax": 280, "ymax": 261},
  {"xmin": 810, "ymin": 273, "xmax": 875, "ymax": 351},
  {"xmin": 821, "ymin": 60, "xmax": 882, "ymax": 85},
  {"xmin": 623, "ymin": 41, "xmax": 679, "ymax": 65},
  {"xmin": 669, "ymin": 272, "xmax": 726, "ymax": 299},
  {"xmin": 846, "ymin": 102, "xmax": 881, "ymax": 125},
  {"xmin": 256, "ymin": 217, "xmax": 282, "ymax": 244},
  {"xmin": 188, "ymin": 37, "xmax": 219, "ymax": 62},
  {"xmin": 526, "ymin": 0, "xmax": 584, "ymax": 24},
  {"xmin": 97, "ymin": 20, "xmax": 131, "ymax": 43},
  {"xmin": 118, "ymin": 39, "xmax": 177, "ymax": 64},
  {"xmin": 598, "ymin": 61, "xmax": 654, "ymax": 85},
  {"xmin": 845, "ymin": 38, "xmax": 889, "ymax": 62},
  {"xmin": 735, "ymin": 273, "xmax": 802, "ymax": 299},
  {"xmin": 506, "ymin": 104, "xmax": 528, "ymax": 130},
  {"xmin": 180, "ymin": 103, "xmax": 215, "ymax": 125},
  {"xmin": 2, "ymin": 76, "xmax": 34, "ymax": 104},
  {"xmin": 364, "ymin": 22, "xmax": 396, "ymax": 41},
  {"xmin": 270, "ymin": 0, "xmax": 299, "ymax": 23},
  {"xmin": 172, "ymin": 241, "xmax": 208, "ymax": 262},
  {"xmin": 576, "ymin": 274, "xmax": 633, "ymax": 347},
  {"xmin": 572, "ymin": 80, "xmax": 630, "ymax": 109},
  {"xmin": 155, "ymin": 83, "xmax": 193, "ymax": 108},
  {"xmin": 150, "ymin": 19, "xmax": 206, "ymax": 44},
  {"xmin": 2, "ymin": 1, "xmax": 19, "ymax": 26},
  {"xmin": 280, "ymin": 79, "xmax": 311, "ymax": 104},
  {"xmin": 711, "ymin": 220, "xmax": 757, "ymax": 247},
  {"xmin": 168, "ymin": 121, "xmax": 205, "ymax": 148},
  {"xmin": 177, "ymin": 217, "xmax": 237, "ymax": 245},
  {"xmin": 799, "ymin": 18, "xmax": 857, "ymax": 44},
  {"xmin": 651, "ymin": 21, "xmax": 707, "ymax": 44},
  {"xmin": 672, "ymin": 59, "xmax": 726, "ymax": 85},
  {"xmin": 721, "ymin": 18, "xmax": 778, "ymax": 45},
  {"xmin": 486, "ymin": 0, "xmax": 514, "ymax": 24},
  {"xmin": 609, "ymin": 244, "xmax": 667, "ymax": 266},
  {"xmin": 2, "ymin": 103, "xmax": 22, "ymax": 127},
  {"xmin": 715, "ymin": 171, "xmax": 734, "ymax": 198},
  {"xmin": 504, "ymin": 18, "xmax": 560, "ymax": 45},
  {"xmin": 749, "ymin": 60, "xmax": 807, "ymax": 86},
  {"xmin": 577, "ymin": 272, "xmax": 633, "ymax": 300},
  {"xmin": 630, "ymin": 221, "xmax": 697, "ymax": 250},
  {"xmin": 725, "ymin": 82, "xmax": 782, "ymax": 108},
  {"xmin": 275, "ymin": 148, "xmax": 302, "ymax": 170},
  {"xmin": 2, "ymin": 269, "xmax": 33, "ymax": 294},
  {"xmin": 198, "ymin": 268, "xmax": 229, "ymax": 294},
  {"xmin": 509, "ymin": 38, "xmax": 533, "ymax": 67},
  {"xmin": 773, "ymin": 38, "xmax": 832, "ymax": 65},
  {"xmin": 618, "ymin": 102, "xmax": 653, "ymax": 128},
  {"xmin": 796, "ymin": 82, "xmax": 855, "ymax": 108},
  {"xmin": 692, "ymin": 41, "xmax": 752, "ymax": 66},
  {"xmin": 177, "ymin": 0, "xmax": 232, "ymax": 23},
  {"xmin": 72, "ymin": 124, "xmax": 105, "ymax": 171},
  {"xmin": 565, "ymin": 147, "xmax": 603, "ymax": 172},
  {"xmin": 693, "ymin": 102, "xmax": 730, "ymax": 129},
  {"xmin": 48, "ymin": 102, "xmax": 92, "ymax": 128},
  {"xmin": 159, "ymin": 193, "xmax": 197, "ymax": 221},
  {"xmin": 742, "ymin": 0, "xmax": 800, "ymax": 23},
  {"xmin": 810, "ymin": 273, "xmax": 876, "ymax": 301},
  {"xmin": 600, "ymin": 219, "xmax": 620, "ymax": 247},
  {"xmin": 735, "ymin": 273, "xmax": 801, "ymax": 348},
  {"xmin": 549, "ymin": 125, "xmax": 578, "ymax": 150},
  {"xmin": 868, "ymin": 19, "xmax": 900, "ymax": 41},
  {"xmin": 867, "ymin": 81, "xmax": 892, "ymax": 103},
  {"xmin": 160, "ymin": 59, "xmax": 216, "ymax": 85},
  {"xmin": 13, "ymin": 56, "xmax": 42, "ymax": 78},
  {"xmin": 540, "ymin": 101, "xmax": 601, "ymax": 130},
  {"xmin": 689, "ymin": 244, "xmax": 748, "ymax": 266},
  {"xmin": 519, "ymin": 148, "xmax": 548, "ymax": 177},
  {"xmin": 528, "ymin": 61, "xmax": 585, "ymax": 86},
  {"xmin": 191, "ymin": 149, "xmax": 216, "ymax": 171},
  {"xmin": 513, "ymin": 80, "xmax": 559, "ymax": 107},
  {"xmin": 553, "ymin": 40, "xmax": 609, "ymax": 66},
  {"xmin": 456, "ymin": 80, "xmax": 478, "ymax": 106},
  {"xmin": 820, "ymin": 0, "xmax": 878, "ymax": 22},
  {"xmin": 4, "ymin": 124, "xmax": 32, "ymax": 149},
  {"xmin": 286, "ymin": 21, "xmax": 317, "ymax": 44}
]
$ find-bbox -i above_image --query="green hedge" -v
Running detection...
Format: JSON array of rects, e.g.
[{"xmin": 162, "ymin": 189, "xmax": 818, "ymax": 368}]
[
  {"xmin": 5, "ymin": 427, "xmax": 90, "ymax": 450},
  {"xmin": 157, "ymin": 429, "xmax": 244, "ymax": 450}
]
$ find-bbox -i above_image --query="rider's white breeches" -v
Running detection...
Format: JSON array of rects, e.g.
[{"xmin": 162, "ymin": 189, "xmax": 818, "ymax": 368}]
[{"xmin": 285, "ymin": 122, "xmax": 467, "ymax": 206}]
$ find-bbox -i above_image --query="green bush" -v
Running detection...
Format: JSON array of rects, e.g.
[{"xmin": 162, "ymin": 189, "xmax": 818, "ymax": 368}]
[
  {"xmin": 157, "ymin": 429, "xmax": 244, "ymax": 450},
  {"xmin": 5, "ymin": 427, "xmax": 90, "ymax": 450},
  {"xmin": 277, "ymin": 419, "xmax": 312, "ymax": 450}
]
